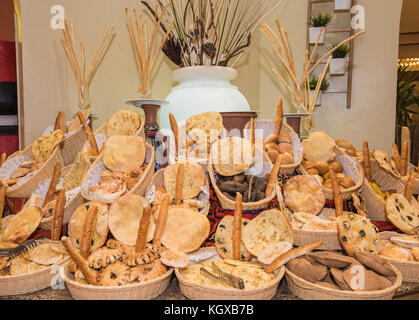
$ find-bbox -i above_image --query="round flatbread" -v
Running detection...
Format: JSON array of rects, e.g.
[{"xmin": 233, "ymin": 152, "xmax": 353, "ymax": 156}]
[
  {"xmin": 385, "ymin": 194, "xmax": 419, "ymax": 235},
  {"xmin": 2, "ymin": 207, "xmax": 42, "ymax": 244},
  {"xmin": 163, "ymin": 162, "xmax": 206, "ymax": 200},
  {"xmin": 257, "ymin": 242, "xmax": 293, "ymax": 265},
  {"xmin": 210, "ymin": 137, "xmax": 253, "ymax": 177},
  {"xmin": 161, "ymin": 206, "xmax": 210, "ymax": 253},
  {"xmin": 302, "ymin": 131, "xmax": 337, "ymax": 163},
  {"xmin": 231, "ymin": 265, "xmax": 275, "ymax": 289},
  {"xmin": 373, "ymin": 150, "xmax": 401, "ymax": 179},
  {"xmin": 0, "ymin": 215, "xmax": 16, "ymax": 241},
  {"xmin": 68, "ymin": 202, "xmax": 109, "ymax": 251},
  {"xmin": 242, "ymin": 209, "xmax": 294, "ymax": 257},
  {"xmin": 27, "ymin": 243, "xmax": 64, "ymax": 266},
  {"xmin": 160, "ymin": 249, "xmax": 190, "ymax": 268},
  {"xmin": 284, "ymin": 176, "xmax": 325, "ymax": 215},
  {"xmin": 336, "ymin": 212, "xmax": 380, "ymax": 257},
  {"xmin": 214, "ymin": 216, "xmax": 252, "ymax": 261},
  {"xmin": 9, "ymin": 256, "xmax": 45, "ymax": 275},
  {"xmin": 108, "ymin": 195, "xmax": 154, "ymax": 246},
  {"xmin": 103, "ymin": 135, "xmax": 146, "ymax": 172},
  {"xmin": 106, "ymin": 110, "xmax": 141, "ymax": 137},
  {"xmin": 32, "ymin": 129, "xmax": 64, "ymax": 163},
  {"xmin": 186, "ymin": 112, "xmax": 223, "ymax": 143}
]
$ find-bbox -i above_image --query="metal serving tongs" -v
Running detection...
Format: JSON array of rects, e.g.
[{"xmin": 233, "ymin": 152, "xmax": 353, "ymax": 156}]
[{"xmin": 0, "ymin": 240, "xmax": 39, "ymax": 259}]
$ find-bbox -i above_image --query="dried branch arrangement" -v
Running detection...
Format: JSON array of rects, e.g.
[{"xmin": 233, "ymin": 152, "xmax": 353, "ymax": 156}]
[
  {"xmin": 61, "ymin": 18, "xmax": 115, "ymax": 108},
  {"xmin": 124, "ymin": 4, "xmax": 174, "ymax": 96},
  {"xmin": 141, "ymin": 0, "xmax": 283, "ymax": 68},
  {"xmin": 259, "ymin": 18, "xmax": 366, "ymax": 130}
]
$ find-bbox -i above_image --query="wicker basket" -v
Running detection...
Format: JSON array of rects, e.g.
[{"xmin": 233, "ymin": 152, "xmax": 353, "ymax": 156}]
[
  {"xmin": 81, "ymin": 142, "xmax": 155, "ymax": 203},
  {"xmin": 176, "ymin": 265, "xmax": 285, "ymax": 300},
  {"xmin": 145, "ymin": 167, "xmax": 210, "ymax": 216},
  {"xmin": 61, "ymin": 128, "xmax": 88, "ymax": 166},
  {"xmin": 371, "ymin": 159, "xmax": 405, "ymax": 194},
  {"xmin": 4, "ymin": 146, "xmax": 64, "ymax": 199},
  {"xmin": 0, "ymin": 257, "xmax": 70, "ymax": 296},
  {"xmin": 243, "ymin": 119, "xmax": 303, "ymax": 175},
  {"xmin": 293, "ymin": 208, "xmax": 343, "ymax": 251},
  {"xmin": 285, "ymin": 263, "xmax": 402, "ymax": 300},
  {"xmin": 360, "ymin": 178, "xmax": 387, "ymax": 221},
  {"xmin": 299, "ymin": 150, "xmax": 364, "ymax": 201},
  {"xmin": 208, "ymin": 152, "xmax": 276, "ymax": 210},
  {"xmin": 81, "ymin": 119, "xmax": 145, "ymax": 163},
  {"xmin": 61, "ymin": 260, "xmax": 173, "ymax": 300},
  {"xmin": 38, "ymin": 165, "xmax": 85, "ymax": 230},
  {"xmin": 382, "ymin": 259, "xmax": 419, "ymax": 283}
]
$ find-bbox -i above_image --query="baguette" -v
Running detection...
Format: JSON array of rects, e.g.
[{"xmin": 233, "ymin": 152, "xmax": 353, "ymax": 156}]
[
  {"xmin": 404, "ymin": 170, "xmax": 416, "ymax": 203},
  {"xmin": 79, "ymin": 206, "xmax": 98, "ymax": 259},
  {"xmin": 363, "ymin": 141, "xmax": 372, "ymax": 182},
  {"xmin": 267, "ymin": 150, "xmax": 280, "ymax": 163},
  {"xmin": 400, "ymin": 141, "xmax": 409, "ymax": 177},
  {"xmin": 329, "ymin": 168, "xmax": 343, "ymax": 217},
  {"xmin": 0, "ymin": 153, "xmax": 6, "ymax": 167},
  {"xmin": 250, "ymin": 117, "xmax": 255, "ymax": 158},
  {"xmin": 61, "ymin": 236, "xmax": 97, "ymax": 285},
  {"xmin": 175, "ymin": 163, "xmax": 184, "ymax": 205},
  {"xmin": 265, "ymin": 154, "xmax": 282, "ymax": 197},
  {"xmin": 153, "ymin": 193, "xmax": 170, "ymax": 247},
  {"xmin": 265, "ymin": 241, "xmax": 323, "ymax": 273},
  {"xmin": 77, "ymin": 111, "xmax": 99, "ymax": 156},
  {"xmin": 275, "ymin": 98, "xmax": 283, "ymax": 138},
  {"xmin": 0, "ymin": 185, "xmax": 5, "ymax": 215},
  {"xmin": 54, "ymin": 111, "xmax": 67, "ymax": 134},
  {"xmin": 135, "ymin": 205, "xmax": 152, "ymax": 253},
  {"xmin": 392, "ymin": 143, "xmax": 401, "ymax": 173},
  {"xmin": 51, "ymin": 190, "xmax": 66, "ymax": 241},
  {"xmin": 232, "ymin": 193, "xmax": 243, "ymax": 261},
  {"xmin": 169, "ymin": 113, "xmax": 180, "ymax": 157},
  {"xmin": 44, "ymin": 162, "xmax": 62, "ymax": 207}
]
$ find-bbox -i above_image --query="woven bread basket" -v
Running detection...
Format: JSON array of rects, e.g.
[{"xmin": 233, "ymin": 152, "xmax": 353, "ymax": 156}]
[
  {"xmin": 293, "ymin": 208, "xmax": 343, "ymax": 251},
  {"xmin": 299, "ymin": 149, "xmax": 364, "ymax": 201},
  {"xmin": 61, "ymin": 260, "xmax": 173, "ymax": 300},
  {"xmin": 401, "ymin": 163, "xmax": 419, "ymax": 194},
  {"xmin": 243, "ymin": 119, "xmax": 303, "ymax": 175},
  {"xmin": 145, "ymin": 166, "xmax": 210, "ymax": 216},
  {"xmin": 176, "ymin": 265, "xmax": 285, "ymax": 300},
  {"xmin": 81, "ymin": 118, "xmax": 145, "ymax": 163},
  {"xmin": 3, "ymin": 145, "xmax": 64, "ymax": 199},
  {"xmin": 37, "ymin": 165, "xmax": 85, "ymax": 230},
  {"xmin": 0, "ymin": 257, "xmax": 70, "ymax": 296},
  {"xmin": 285, "ymin": 263, "xmax": 402, "ymax": 300},
  {"xmin": 208, "ymin": 151, "xmax": 276, "ymax": 210},
  {"xmin": 60, "ymin": 127, "xmax": 88, "ymax": 166},
  {"xmin": 81, "ymin": 142, "xmax": 155, "ymax": 203},
  {"xmin": 371, "ymin": 159, "xmax": 405, "ymax": 194}
]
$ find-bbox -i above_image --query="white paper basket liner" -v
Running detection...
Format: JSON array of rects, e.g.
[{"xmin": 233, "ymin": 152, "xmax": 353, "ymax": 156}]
[
  {"xmin": 82, "ymin": 133, "xmax": 108, "ymax": 152},
  {"xmin": 43, "ymin": 119, "xmax": 90, "ymax": 138},
  {"xmin": 0, "ymin": 156, "xmax": 32, "ymax": 180},
  {"xmin": 34, "ymin": 178, "xmax": 80, "ymax": 203},
  {"xmin": 336, "ymin": 155, "xmax": 359, "ymax": 184},
  {"xmin": 188, "ymin": 248, "xmax": 220, "ymax": 265}
]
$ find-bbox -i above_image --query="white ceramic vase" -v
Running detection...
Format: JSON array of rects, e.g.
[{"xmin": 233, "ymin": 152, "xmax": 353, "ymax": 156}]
[
  {"xmin": 335, "ymin": 0, "xmax": 352, "ymax": 11},
  {"xmin": 329, "ymin": 58, "xmax": 347, "ymax": 75},
  {"xmin": 161, "ymin": 66, "xmax": 250, "ymax": 130},
  {"xmin": 309, "ymin": 27, "xmax": 326, "ymax": 44}
]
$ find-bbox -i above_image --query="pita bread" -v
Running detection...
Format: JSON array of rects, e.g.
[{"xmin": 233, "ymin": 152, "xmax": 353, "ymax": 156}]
[
  {"xmin": 103, "ymin": 135, "xmax": 146, "ymax": 172},
  {"xmin": 302, "ymin": 131, "xmax": 337, "ymax": 163},
  {"xmin": 210, "ymin": 137, "xmax": 253, "ymax": 176},
  {"xmin": 27, "ymin": 243, "xmax": 64, "ymax": 266},
  {"xmin": 373, "ymin": 150, "xmax": 401, "ymax": 179},
  {"xmin": 68, "ymin": 202, "xmax": 109, "ymax": 251},
  {"xmin": 163, "ymin": 162, "xmax": 206, "ymax": 200},
  {"xmin": 23, "ymin": 193, "xmax": 44, "ymax": 210},
  {"xmin": 231, "ymin": 265, "xmax": 275, "ymax": 289},
  {"xmin": 9, "ymin": 256, "xmax": 46, "ymax": 275},
  {"xmin": 242, "ymin": 209, "xmax": 294, "ymax": 257},
  {"xmin": 106, "ymin": 110, "xmax": 141, "ymax": 137},
  {"xmin": 284, "ymin": 176, "xmax": 325, "ymax": 215},
  {"xmin": 186, "ymin": 112, "xmax": 223, "ymax": 143},
  {"xmin": 2, "ymin": 207, "xmax": 42, "ymax": 243},
  {"xmin": 108, "ymin": 195, "xmax": 154, "ymax": 246},
  {"xmin": 160, "ymin": 249, "xmax": 190, "ymax": 268},
  {"xmin": 32, "ymin": 130, "xmax": 64, "ymax": 163},
  {"xmin": 257, "ymin": 242, "xmax": 293, "ymax": 265},
  {"xmin": 161, "ymin": 206, "xmax": 210, "ymax": 253}
]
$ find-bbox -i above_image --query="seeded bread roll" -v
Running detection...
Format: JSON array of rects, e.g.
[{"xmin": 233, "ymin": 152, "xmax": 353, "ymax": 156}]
[
  {"xmin": 281, "ymin": 152, "xmax": 294, "ymax": 165},
  {"xmin": 278, "ymin": 143, "xmax": 294, "ymax": 154}
]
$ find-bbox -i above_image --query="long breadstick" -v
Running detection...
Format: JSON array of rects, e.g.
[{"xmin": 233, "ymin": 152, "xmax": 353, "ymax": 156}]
[
  {"xmin": 232, "ymin": 193, "xmax": 243, "ymax": 261},
  {"xmin": 169, "ymin": 113, "xmax": 180, "ymax": 157},
  {"xmin": 175, "ymin": 163, "xmax": 184, "ymax": 205},
  {"xmin": 267, "ymin": 150, "xmax": 280, "ymax": 164},
  {"xmin": 363, "ymin": 141, "xmax": 372, "ymax": 182},
  {"xmin": 275, "ymin": 98, "xmax": 283, "ymax": 137},
  {"xmin": 0, "ymin": 185, "xmax": 6, "ymax": 216},
  {"xmin": 250, "ymin": 117, "xmax": 255, "ymax": 158},
  {"xmin": 44, "ymin": 162, "xmax": 62, "ymax": 207},
  {"xmin": 54, "ymin": 111, "xmax": 67, "ymax": 134},
  {"xmin": 329, "ymin": 168, "xmax": 344, "ymax": 217},
  {"xmin": 265, "ymin": 154, "xmax": 282, "ymax": 197},
  {"xmin": 404, "ymin": 170, "xmax": 416, "ymax": 203},
  {"xmin": 153, "ymin": 193, "xmax": 170, "ymax": 247},
  {"xmin": 51, "ymin": 190, "xmax": 66, "ymax": 241},
  {"xmin": 79, "ymin": 206, "xmax": 98, "ymax": 259},
  {"xmin": 135, "ymin": 205, "xmax": 152, "ymax": 254},
  {"xmin": 61, "ymin": 237, "xmax": 97, "ymax": 285},
  {"xmin": 0, "ymin": 153, "xmax": 6, "ymax": 167},
  {"xmin": 400, "ymin": 141, "xmax": 409, "ymax": 177},
  {"xmin": 392, "ymin": 143, "xmax": 401, "ymax": 173},
  {"xmin": 77, "ymin": 111, "xmax": 99, "ymax": 156}
]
